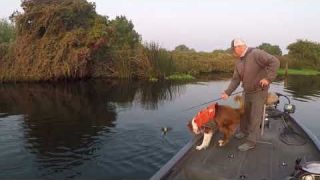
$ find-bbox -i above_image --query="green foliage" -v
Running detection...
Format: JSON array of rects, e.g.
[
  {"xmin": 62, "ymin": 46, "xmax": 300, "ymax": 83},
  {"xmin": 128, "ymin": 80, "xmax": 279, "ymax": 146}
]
[
  {"xmin": 0, "ymin": 0, "xmax": 110, "ymax": 82},
  {"xmin": 0, "ymin": 20, "xmax": 15, "ymax": 81},
  {"xmin": 144, "ymin": 42, "xmax": 175, "ymax": 79},
  {"xmin": 0, "ymin": 19, "xmax": 16, "ymax": 43},
  {"xmin": 7, "ymin": 0, "xmax": 320, "ymax": 82},
  {"xmin": 212, "ymin": 49, "xmax": 226, "ymax": 54},
  {"xmin": 287, "ymin": 39, "xmax": 320, "ymax": 69},
  {"xmin": 278, "ymin": 68, "xmax": 320, "ymax": 76},
  {"xmin": 109, "ymin": 16, "xmax": 141, "ymax": 49},
  {"xmin": 174, "ymin": 44, "xmax": 195, "ymax": 52},
  {"xmin": 149, "ymin": 77, "xmax": 158, "ymax": 82},
  {"xmin": 172, "ymin": 51, "xmax": 234, "ymax": 75},
  {"xmin": 165, "ymin": 73, "xmax": 195, "ymax": 81},
  {"xmin": 97, "ymin": 16, "xmax": 142, "ymax": 79},
  {"xmin": 257, "ymin": 43, "xmax": 282, "ymax": 56}
]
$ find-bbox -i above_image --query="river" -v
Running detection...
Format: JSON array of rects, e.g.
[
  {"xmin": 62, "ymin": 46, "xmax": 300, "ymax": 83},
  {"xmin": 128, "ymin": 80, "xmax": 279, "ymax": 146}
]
[{"xmin": 0, "ymin": 75, "xmax": 319, "ymax": 179}]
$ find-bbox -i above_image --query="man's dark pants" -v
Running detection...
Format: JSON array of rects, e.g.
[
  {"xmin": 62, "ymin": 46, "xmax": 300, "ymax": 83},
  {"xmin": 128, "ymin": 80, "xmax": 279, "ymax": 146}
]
[{"xmin": 241, "ymin": 90, "xmax": 268, "ymax": 143}]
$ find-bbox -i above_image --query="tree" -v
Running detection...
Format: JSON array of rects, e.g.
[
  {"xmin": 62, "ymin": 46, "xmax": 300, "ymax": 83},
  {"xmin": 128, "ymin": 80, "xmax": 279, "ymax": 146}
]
[
  {"xmin": 0, "ymin": 19, "xmax": 16, "ymax": 43},
  {"xmin": 109, "ymin": 16, "xmax": 141, "ymax": 49},
  {"xmin": 257, "ymin": 43, "xmax": 282, "ymax": 56},
  {"xmin": 5, "ymin": 0, "xmax": 110, "ymax": 81},
  {"xmin": 287, "ymin": 39, "xmax": 320, "ymax": 68},
  {"xmin": 212, "ymin": 49, "xmax": 227, "ymax": 54},
  {"xmin": 174, "ymin": 44, "xmax": 195, "ymax": 52},
  {"xmin": 0, "ymin": 19, "xmax": 16, "ymax": 61}
]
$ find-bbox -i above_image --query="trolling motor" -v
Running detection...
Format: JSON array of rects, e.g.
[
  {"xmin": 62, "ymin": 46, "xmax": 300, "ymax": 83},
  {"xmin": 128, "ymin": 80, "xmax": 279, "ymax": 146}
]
[
  {"xmin": 273, "ymin": 92, "xmax": 306, "ymax": 146},
  {"xmin": 275, "ymin": 92, "xmax": 296, "ymax": 114}
]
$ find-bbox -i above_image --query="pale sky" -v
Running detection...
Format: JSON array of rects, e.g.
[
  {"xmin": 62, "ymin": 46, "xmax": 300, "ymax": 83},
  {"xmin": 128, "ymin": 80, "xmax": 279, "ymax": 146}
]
[{"xmin": 1, "ymin": 0, "xmax": 320, "ymax": 53}]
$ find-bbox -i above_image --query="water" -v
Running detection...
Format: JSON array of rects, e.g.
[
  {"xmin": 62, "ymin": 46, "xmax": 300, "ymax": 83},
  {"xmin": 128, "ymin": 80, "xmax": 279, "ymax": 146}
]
[{"xmin": 0, "ymin": 75, "xmax": 320, "ymax": 179}]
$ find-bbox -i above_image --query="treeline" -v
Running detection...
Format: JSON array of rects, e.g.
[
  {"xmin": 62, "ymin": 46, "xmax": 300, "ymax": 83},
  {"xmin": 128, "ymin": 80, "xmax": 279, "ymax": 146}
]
[
  {"xmin": 0, "ymin": 0, "xmax": 319, "ymax": 83},
  {"xmin": 257, "ymin": 41, "xmax": 320, "ymax": 71},
  {"xmin": 286, "ymin": 40, "xmax": 320, "ymax": 69},
  {"xmin": 0, "ymin": 0, "xmax": 177, "ymax": 82}
]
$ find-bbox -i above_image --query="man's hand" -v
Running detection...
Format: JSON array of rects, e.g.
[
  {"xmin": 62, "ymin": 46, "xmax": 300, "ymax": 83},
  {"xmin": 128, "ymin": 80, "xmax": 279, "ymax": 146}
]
[
  {"xmin": 259, "ymin": 78, "xmax": 270, "ymax": 88},
  {"xmin": 221, "ymin": 91, "xmax": 229, "ymax": 100}
]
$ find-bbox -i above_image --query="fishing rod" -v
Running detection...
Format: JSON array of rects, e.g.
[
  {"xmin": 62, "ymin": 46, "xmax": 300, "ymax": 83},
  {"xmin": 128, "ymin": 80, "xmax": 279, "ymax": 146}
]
[
  {"xmin": 181, "ymin": 87, "xmax": 267, "ymax": 112},
  {"xmin": 181, "ymin": 90, "xmax": 244, "ymax": 112}
]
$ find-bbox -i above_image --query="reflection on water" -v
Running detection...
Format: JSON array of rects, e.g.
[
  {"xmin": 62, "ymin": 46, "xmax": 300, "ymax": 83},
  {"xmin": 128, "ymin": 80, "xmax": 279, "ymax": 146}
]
[
  {"xmin": 276, "ymin": 75, "xmax": 320, "ymax": 139},
  {"xmin": 0, "ymin": 80, "xmax": 187, "ymax": 178},
  {"xmin": 0, "ymin": 75, "xmax": 319, "ymax": 179},
  {"xmin": 281, "ymin": 75, "xmax": 320, "ymax": 101}
]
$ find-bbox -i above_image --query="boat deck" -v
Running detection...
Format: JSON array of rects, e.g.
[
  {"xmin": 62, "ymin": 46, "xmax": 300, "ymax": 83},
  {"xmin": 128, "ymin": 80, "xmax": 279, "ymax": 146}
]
[{"xmin": 152, "ymin": 109, "xmax": 320, "ymax": 180}]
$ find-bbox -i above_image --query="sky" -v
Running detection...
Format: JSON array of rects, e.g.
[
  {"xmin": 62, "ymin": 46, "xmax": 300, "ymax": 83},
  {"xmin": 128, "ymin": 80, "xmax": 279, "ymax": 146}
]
[{"xmin": 1, "ymin": 0, "xmax": 320, "ymax": 53}]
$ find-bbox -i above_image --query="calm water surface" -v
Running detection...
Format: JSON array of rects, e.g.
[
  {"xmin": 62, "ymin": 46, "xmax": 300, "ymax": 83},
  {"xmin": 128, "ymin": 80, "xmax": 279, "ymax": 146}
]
[{"xmin": 0, "ymin": 75, "xmax": 320, "ymax": 179}]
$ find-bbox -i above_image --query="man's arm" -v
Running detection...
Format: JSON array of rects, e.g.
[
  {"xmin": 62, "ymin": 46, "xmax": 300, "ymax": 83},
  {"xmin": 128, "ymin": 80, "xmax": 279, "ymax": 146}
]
[{"xmin": 224, "ymin": 66, "xmax": 241, "ymax": 96}]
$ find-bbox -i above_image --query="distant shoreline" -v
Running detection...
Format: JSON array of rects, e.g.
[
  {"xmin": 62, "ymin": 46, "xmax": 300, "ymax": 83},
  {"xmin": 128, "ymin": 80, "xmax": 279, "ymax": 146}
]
[{"xmin": 277, "ymin": 68, "xmax": 320, "ymax": 76}]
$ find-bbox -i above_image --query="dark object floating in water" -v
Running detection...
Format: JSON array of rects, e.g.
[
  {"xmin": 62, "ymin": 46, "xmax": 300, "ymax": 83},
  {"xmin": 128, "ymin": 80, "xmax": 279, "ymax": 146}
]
[{"xmin": 161, "ymin": 127, "xmax": 172, "ymax": 135}]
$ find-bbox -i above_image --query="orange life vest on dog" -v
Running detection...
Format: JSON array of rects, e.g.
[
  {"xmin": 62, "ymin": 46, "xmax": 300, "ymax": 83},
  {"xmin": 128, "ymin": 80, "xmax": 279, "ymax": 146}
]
[{"xmin": 194, "ymin": 103, "xmax": 217, "ymax": 128}]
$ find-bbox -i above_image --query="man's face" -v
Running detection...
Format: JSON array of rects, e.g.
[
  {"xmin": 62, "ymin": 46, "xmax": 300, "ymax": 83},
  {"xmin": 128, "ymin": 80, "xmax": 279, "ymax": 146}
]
[{"xmin": 233, "ymin": 45, "xmax": 246, "ymax": 58}]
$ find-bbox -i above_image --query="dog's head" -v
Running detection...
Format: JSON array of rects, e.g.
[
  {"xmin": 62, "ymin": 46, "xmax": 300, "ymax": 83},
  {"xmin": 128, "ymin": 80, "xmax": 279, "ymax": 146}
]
[
  {"xmin": 187, "ymin": 103, "xmax": 217, "ymax": 134},
  {"xmin": 187, "ymin": 117, "xmax": 201, "ymax": 135},
  {"xmin": 187, "ymin": 103, "xmax": 217, "ymax": 135},
  {"xmin": 187, "ymin": 118, "xmax": 214, "ymax": 135}
]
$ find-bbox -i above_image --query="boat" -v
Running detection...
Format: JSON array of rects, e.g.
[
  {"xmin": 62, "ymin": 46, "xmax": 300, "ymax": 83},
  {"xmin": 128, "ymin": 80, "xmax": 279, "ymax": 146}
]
[{"xmin": 150, "ymin": 93, "xmax": 320, "ymax": 180}]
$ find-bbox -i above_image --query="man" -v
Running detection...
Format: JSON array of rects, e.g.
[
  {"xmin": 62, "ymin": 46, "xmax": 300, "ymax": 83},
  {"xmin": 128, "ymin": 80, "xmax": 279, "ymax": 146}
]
[{"xmin": 221, "ymin": 38, "xmax": 280, "ymax": 151}]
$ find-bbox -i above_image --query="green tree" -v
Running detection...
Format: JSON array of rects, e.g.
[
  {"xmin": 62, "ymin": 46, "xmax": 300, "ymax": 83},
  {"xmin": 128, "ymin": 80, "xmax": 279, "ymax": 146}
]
[
  {"xmin": 257, "ymin": 43, "xmax": 282, "ymax": 56},
  {"xmin": 109, "ymin": 16, "xmax": 141, "ymax": 49},
  {"xmin": 0, "ymin": 19, "xmax": 16, "ymax": 61},
  {"xmin": 212, "ymin": 49, "xmax": 227, "ymax": 54},
  {"xmin": 104, "ymin": 16, "xmax": 141, "ymax": 78},
  {"xmin": 0, "ymin": 19, "xmax": 16, "ymax": 43},
  {"xmin": 2, "ymin": 0, "xmax": 110, "ymax": 81},
  {"xmin": 287, "ymin": 39, "xmax": 320, "ymax": 69},
  {"xmin": 174, "ymin": 44, "xmax": 195, "ymax": 52}
]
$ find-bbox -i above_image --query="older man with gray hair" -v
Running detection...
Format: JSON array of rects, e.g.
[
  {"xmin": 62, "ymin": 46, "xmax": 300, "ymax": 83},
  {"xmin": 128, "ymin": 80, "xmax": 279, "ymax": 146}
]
[{"xmin": 221, "ymin": 38, "xmax": 280, "ymax": 151}]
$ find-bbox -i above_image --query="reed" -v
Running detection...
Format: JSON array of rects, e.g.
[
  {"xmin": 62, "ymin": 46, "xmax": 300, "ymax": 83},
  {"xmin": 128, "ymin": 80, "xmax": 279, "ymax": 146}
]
[
  {"xmin": 172, "ymin": 51, "xmax": 234, "ymax": 75},
  {"xmin": 144, "ymin": 42, "xmax": 175, "ymax": 79}
]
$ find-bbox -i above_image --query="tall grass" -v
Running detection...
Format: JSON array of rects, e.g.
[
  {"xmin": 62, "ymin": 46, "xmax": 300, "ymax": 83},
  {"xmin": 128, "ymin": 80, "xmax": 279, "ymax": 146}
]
[
  {"xmin": 172, "ymin": 51, "xmax": 235, "ymax": 75},
  {"xmin": 144, "ymin": 42, "xmax": 175, "ymax": 79},
  {"xmin": 107, "ymin": 42, "xmax": 176, "ymax": 80},
  {"xmin": 0, "ymin": 19, "xmax": 15, "ymax": 61},
  {"xmin": 112, "ymin": 44, "xmax": 135, "ymax": 79}
]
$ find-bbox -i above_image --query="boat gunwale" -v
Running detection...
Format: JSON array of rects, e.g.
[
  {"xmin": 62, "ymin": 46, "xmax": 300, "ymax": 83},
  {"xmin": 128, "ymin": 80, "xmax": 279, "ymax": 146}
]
[
  {"xmin": 150, "ymin": 135, "xmax": 202, "ymax": 180},
  {"xmin": 289, "ymin": 115, "xmax": 320, "ymax": 152}
]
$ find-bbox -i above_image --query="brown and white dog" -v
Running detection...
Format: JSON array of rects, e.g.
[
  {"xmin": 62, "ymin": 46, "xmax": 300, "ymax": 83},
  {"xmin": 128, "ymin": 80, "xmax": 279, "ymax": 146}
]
[{"xmin": 187, "ymin": 96, "xmax": 244, "ymax": 150}]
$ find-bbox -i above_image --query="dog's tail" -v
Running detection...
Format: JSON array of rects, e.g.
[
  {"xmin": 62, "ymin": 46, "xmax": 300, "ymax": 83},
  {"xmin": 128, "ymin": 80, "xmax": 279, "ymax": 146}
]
[{"xmin": 234, "ymin": 95, "xmax": 244, "ymax": 114}]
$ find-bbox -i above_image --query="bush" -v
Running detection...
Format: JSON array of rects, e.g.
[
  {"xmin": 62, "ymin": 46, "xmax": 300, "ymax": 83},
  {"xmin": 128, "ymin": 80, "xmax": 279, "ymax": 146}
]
[
  {"xmin": 172, "ymin": 51, "xmax": 234, "ymax": 75},
  {"xmin": 287, "ymin": 39, "xmax": 320, "ymax": 69},
  {"xmin": 1, "ymin": 0, "xmax": 110, "ymax": 82},
  {"xmin": 257, "ymin": 43, "xmax": 282, "ymax": 56},
  {"xmin": 144, "ymin": 42, "xmax": 175, "ymax": 79},
  {"xmin": 0, "ymin": 19, "xmax": 16, "ymax": 44}
]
